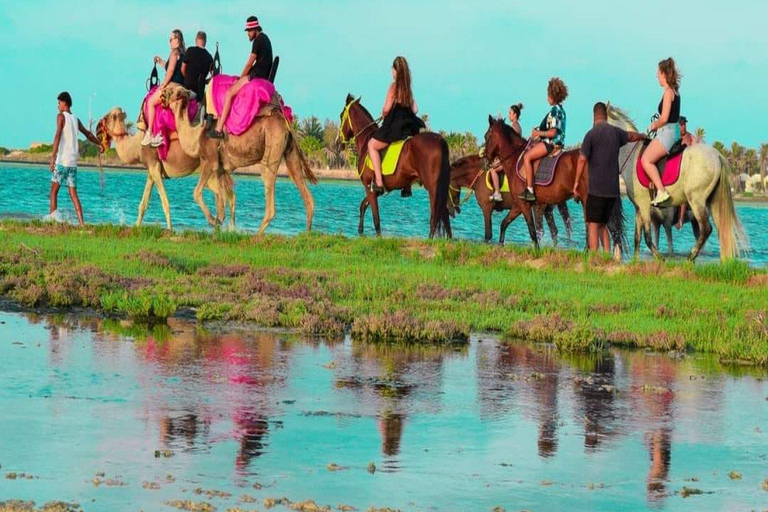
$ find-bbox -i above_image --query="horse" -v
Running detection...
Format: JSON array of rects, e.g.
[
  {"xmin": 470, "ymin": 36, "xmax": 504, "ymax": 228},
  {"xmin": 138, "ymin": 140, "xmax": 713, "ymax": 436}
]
[
  {"xmin": 338, "ymin": 95, "xmax": 451, "ymax": 238},
  {"xmin": 481, "ymin": 116, "xmax": 628, "ymax": 255},
  {"xmin": 606, "ymin": 104, "xmax": 747, "ymax": 261},
  {"xmin": 448, "ymin": 154, "xmax": 573, "ymax": 245},
  {"xmin": 650, "ymin": 205, "xmax": 699, "ymax": 257}
]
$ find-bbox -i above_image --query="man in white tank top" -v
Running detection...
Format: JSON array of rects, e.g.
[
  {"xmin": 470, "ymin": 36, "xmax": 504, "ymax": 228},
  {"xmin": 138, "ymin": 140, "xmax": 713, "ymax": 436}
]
[{"xmin": 49, "ymin": 91, "xmax": 102, "ymax": 226}]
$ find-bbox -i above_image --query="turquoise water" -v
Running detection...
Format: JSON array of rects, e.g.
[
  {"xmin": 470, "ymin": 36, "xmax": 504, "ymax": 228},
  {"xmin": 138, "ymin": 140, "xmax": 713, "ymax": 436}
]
[
  {"xmin": 0, "ymin": 311, "xmax": 766, "ymax": 511},
  {"xmin": 1, "ymin": 163, "xmax": 766, "ymax": 266}
]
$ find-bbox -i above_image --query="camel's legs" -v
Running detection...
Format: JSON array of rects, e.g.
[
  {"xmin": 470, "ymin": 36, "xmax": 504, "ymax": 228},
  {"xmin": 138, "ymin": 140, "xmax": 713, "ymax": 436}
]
[
  {"xmin": 152, "ymin": 171, "xmax": 173, "ymax": 230},
  {"xmin": 136, "ymin": 177, "xmax": 154, "ymax": 227},
  {"xmin": 192, "ymin": 166, "xmax": 218, "ymax": 227},
  {"xmin": 257, "ymin": 167, "xmax": 278, "ymax": 235},
  {"xmin": 284, "ymin": 142, "xmax": 315, "ymax": 232}
]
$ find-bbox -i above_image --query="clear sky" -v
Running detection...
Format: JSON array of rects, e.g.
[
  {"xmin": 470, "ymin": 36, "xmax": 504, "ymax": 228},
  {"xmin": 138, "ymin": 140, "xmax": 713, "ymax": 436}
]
[{"xmin": 1, "ymin": 0, "xmax": 766, "ymax": 149}]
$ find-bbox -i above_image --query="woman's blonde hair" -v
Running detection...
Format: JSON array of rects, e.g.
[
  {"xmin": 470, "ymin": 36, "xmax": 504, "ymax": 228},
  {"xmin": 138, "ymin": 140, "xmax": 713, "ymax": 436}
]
[
  {"xmin": 547, "ymin": 78, "xmax": 568, "ymax": 104},
  {"xmin": 172, "ymin": 29, "xmax": 186, "ymax": 54},
  {"xmin": 392, "ymin": 56, "xmax": 414, "ymax": 107},
  {"xmin": 658, "ymin": 57, "xmax": 681, "ymax": 91}
]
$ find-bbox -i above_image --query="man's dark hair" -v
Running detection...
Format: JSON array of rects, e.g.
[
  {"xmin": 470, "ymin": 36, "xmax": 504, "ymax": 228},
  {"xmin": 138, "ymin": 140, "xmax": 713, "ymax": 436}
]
[
  {"xmin": 57, "ymin": 91, "xmax": 72, "ymax": 107},
  {"xmin": 593, "ymin": 102, "xmax": 607, "ymax": 117},
  {"xmin": 196, "ymin": 31, "xmax": 207, "ymax": 43}
]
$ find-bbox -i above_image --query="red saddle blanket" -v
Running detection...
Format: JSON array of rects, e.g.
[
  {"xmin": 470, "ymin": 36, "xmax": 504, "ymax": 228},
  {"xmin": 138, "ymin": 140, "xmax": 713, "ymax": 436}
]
[
  {"xmin": 636, "ymin": 150, "xmax": 684, "ymax": 188},
  {"xmin": 515, "ymin": 151, "xmax": 562, "ymax": 187},
  {"xmin": 143, "ymin": 86, "xmax": 198, "ymax": 161}
]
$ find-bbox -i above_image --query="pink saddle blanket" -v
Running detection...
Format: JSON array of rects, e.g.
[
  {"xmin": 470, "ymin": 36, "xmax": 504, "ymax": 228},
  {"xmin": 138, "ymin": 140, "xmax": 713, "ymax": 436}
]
[
  {"xmin": 210, "ymin": 74, "xmax": 293, "ymax": 136},
  {"xmin": 636, "ymin": 150, "xmax": 684, "ymax": 188},
  {"xmin": 143, "ymin": 86, "xmax": 198, "ymax": 161}
]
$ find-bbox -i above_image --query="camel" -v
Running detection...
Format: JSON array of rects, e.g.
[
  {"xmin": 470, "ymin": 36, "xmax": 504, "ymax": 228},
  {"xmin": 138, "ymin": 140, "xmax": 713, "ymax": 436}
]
[
  {"xmin": 167, "ymin": 88, "xmax": 317, "ymax": 235},
  {"xmin": 97, "ymin": 107, "xmax": 234, "ymax": 230}
]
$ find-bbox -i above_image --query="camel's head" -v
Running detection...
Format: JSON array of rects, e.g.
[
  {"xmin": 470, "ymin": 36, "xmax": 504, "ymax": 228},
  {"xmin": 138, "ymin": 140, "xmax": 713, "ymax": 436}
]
[
  {"xmin": 167, "ymin": 87, "xmax": 191, "ymax": 114},
  {"xmin": 96, "ymin": 108, "xmax": 128, "ymax": 150}
]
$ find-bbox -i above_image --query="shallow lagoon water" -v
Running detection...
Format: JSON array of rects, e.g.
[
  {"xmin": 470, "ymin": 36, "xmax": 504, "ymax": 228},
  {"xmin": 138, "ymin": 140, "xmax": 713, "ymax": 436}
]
[
  {"xmin": 0, "ymin": 311, "xmax": 766, "ymax": 511},
  {"xmin": 1, "ymin": 163, "xmax": 766, "ymax": 266}
]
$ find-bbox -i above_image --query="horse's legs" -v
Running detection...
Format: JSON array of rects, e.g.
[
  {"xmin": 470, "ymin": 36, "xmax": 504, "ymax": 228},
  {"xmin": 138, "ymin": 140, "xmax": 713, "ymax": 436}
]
[
  {"xmin": 521, "ymin": 205, "xmax": 539, "ymax": 250},
  {"xmin": 633, "ymin": 211, "xmax": 642, "ymax": 257},
  {"xmin": 556, "ymin": 202, "xmax": 572, "ymax": 241},
  {"xmin": 368, "ymin": 192, "xmax": 382, "ymax": 236},
  {"xmin": 358, "ymin": 197, "xmax": 369, "ymax": 235},
  {"xmin": 687, "ymin": 202, "xmax": 712, "ymax": 262},
  {"xmin": 136, "ymin": 177, "xmax": 154, "ymax": 227},
  {"xmin": 533, "ymin": 206, "xmax": 545, "ymax": 243},
  {"xmin": 499, "ymin": 205, "xmax": 522, "ymax": 245},
  {"xmin": 639, "ymin": 208, "xmax": 661, "ymax": 259},
  {"xmin": 544, "ymin": 205, "xmax": 558, "ymax": 246},
  {"xmin": 483, "ymin": 205, "xmax": 494, "ymax": 242},
  {"xmin": 664, "ymin": 222, "xmax": 674, "ymax": 257}
]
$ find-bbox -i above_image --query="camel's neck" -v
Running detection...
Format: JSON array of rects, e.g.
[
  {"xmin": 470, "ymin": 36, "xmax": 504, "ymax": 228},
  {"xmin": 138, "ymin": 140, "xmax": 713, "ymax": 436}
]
[
  {"xmin": 113, "ymin": 133, "xmax": 143, "ymax": 165},
  {"xmin": 173, "ymin": 105, "xmax": 204, "ymax": 157}
]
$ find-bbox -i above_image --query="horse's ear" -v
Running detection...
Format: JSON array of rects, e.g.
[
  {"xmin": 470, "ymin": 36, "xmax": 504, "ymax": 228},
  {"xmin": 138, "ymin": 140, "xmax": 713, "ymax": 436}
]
[
  {"xmin": 356, "ymin": 96, "xmax": 362, "ymax": 103},
  {"xmin": 346, "ymin": 93, "xmax": 354, "ymax": 104},
  {"xmin": 488, "ymin": 114, "xmax": 494, "ymax": 125}
]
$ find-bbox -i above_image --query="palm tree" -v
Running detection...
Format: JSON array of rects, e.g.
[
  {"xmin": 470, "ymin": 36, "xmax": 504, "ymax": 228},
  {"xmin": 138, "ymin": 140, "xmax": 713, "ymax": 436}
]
[
  {"xmin": 745, "ymin": 148, "xmax": 758, "ymax": 176},
  {"xmin": 759, "ymin": 143, "xmax": 768, "ymax": 193},
  {"xmin": 730, "ymin": 142, "xmax": 745, "ymax": 192},
  {"xmin": 299, "ymin": 116, "xmax": 324, "ymax": 141},
  {"xmin": 694, "ymin": 127, "xmax": 705, "ymax": 143}
]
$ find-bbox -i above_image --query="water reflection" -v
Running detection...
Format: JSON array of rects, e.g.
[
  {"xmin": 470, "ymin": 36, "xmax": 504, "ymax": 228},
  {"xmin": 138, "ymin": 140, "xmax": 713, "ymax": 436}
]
[{"xmin": 2, "ymin": 312, "xmax": 767, "ymax": 512}]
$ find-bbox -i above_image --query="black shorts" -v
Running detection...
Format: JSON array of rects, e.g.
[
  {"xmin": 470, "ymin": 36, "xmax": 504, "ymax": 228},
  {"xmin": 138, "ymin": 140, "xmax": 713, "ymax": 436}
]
[{"xmin": 586, "ymin": 195, "xmax": 617, "ymax": 224}]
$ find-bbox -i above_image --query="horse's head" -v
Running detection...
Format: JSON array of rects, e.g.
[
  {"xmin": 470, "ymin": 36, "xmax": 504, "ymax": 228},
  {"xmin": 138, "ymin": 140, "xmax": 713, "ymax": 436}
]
[
  {"xmin": 338, "ymin": 94, "xmax": 359, "ymax": 144},
  {"xmin": 605, "ymin": 102, "xmax": 639, "ymax": 132},
  {"xmin": 448, "ymin": 179, "xmax": 462, "ymax": 217},
  {"xmin": 483, "ymin": 115, "xmax": 506, "ymax": 161}
]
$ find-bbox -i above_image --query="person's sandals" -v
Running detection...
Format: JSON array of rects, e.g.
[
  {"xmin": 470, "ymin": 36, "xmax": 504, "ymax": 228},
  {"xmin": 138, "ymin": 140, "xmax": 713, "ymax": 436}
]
[
  {"xmin": 370, "ymin": 182, "xmax": 384, "ymax": 195},
  {"xmin": 491, "ymin": 191, "xmax": 503, "ymax": 202},
  {"xmin": 150, "ymin": 134, "xmax": 164, "ymax": 148},
  {"xmin": 651, "ymin": 190, "xmax": 671, "ymax": 206},
  {"xmin": 518, "ymin": 189, "xmax": 537, "ymax": 203},
  {"xmin": 401, "ymin": 187, "xmax": 412, "ymax": 198},
  {"xmin": 140, "ymin": 131, "xmax": 152, "ymax": 146}
]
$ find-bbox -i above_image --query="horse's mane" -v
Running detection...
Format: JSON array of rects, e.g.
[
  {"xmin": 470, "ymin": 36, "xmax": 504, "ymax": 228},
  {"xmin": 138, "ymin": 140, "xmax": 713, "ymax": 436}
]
[
  {"xmin": 497, "ymin": 119, "xmax": 524, "ymax": 142},
  {"xmin": 350, "ymin": 96, "xmax": 375, "ymax": 122},
  {"xmin": 606, "ymin": 103, "xmax": 639, "ymax": 132}
]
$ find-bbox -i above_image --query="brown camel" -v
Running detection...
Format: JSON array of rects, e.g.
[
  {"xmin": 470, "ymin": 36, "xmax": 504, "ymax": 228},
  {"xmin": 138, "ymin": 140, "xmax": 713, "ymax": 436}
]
[
  {"xmin": 482, "ymin": 116, "xmax": 589, "ymax": 249},
  {"xmin": 97, "ymin": 107, "xmax": 233, "ymax": 230},
  {"xmin": 448, "ymin": 154, "xmax": 573, "ymax": 244},
  {"xmin": 168, "ymin": 88, "xmax": 317, "ymax": 235}
]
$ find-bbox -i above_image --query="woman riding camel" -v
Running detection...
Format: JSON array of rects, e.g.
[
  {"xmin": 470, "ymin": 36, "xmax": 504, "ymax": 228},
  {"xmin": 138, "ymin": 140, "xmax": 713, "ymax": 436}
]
[
  {"xmin": 142, "ymin": 29, "xmax": 186, "ymax": 147},
  {"xmin": 367, "ymin": 56, "xmax": 426, "ymax": 195},
  {"xmin": 519, "ymin": 78, "xmax": 568, "ymax": 202},
  {"xmin": 490, "ymin": 103, "xmax": 523, "ymax": 202},
  {"xmin": 642, "ymin": 57, "xmax": 681, "ymax": 207}
]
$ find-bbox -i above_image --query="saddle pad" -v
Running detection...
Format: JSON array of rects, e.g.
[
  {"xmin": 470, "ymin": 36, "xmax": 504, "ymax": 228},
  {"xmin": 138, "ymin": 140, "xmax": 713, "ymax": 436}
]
[
  {"xmin": 636, "ymin": 150, "xmax": 684, "ymax": 188},
  {"xmin": 364, "ymin": 138, "xmax": 409, "ymax": 176},
  {"xmin": 207, "ymin": 74, "xmax": 293, "ymax": 136},
  {"xmin": 485, "ymin": 171, "xmax": 510, "ymax": 192},
  {"xmin": 143, "ymin": 85, "xmax": 198, "ymax": 161},
  {"xmin": 516, "ymin": 151, "xmax": 562, "ymax": 186}
]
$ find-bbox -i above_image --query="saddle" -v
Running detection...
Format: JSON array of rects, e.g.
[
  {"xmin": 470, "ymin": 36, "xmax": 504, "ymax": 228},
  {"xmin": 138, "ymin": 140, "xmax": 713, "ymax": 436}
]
[
  {"xmin": 363, "ymin": 138, "xmax": 410, "ymax": 176},
  {"xmin": 485, "ymin": 170, "xmax": 510, "ymax": 193},
  {"xmin": 515, "ymin": 147, "xmax": 563, "ymax": 186},
  {"xmin": 636, "ymin": 139, "xmax": 686, "ymax": 189}
]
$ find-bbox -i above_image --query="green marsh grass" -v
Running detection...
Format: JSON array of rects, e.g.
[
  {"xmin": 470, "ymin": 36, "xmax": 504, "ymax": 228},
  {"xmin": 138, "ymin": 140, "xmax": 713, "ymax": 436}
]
[{"xmin": 0, "ymin": 221, "xmax": 765, "ymax": 360}]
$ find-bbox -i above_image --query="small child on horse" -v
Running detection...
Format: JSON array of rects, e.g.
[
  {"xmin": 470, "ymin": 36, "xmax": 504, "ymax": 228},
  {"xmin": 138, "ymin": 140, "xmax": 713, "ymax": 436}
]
[
  {"xmin": 489, "ymin": 103, "xmax": 523, "ymax": 202},
  {"xmin": 519, "ymin": 78, "xmax": 568, "ymax": 203}
]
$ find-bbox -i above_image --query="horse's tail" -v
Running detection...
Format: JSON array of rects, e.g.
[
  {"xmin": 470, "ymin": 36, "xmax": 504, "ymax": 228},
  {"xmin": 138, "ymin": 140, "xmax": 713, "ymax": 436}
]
[
  {"xmin": 710, "ymin": 153, "xmax": 748, "ymax": 260},
  {"xmin": 286, "ymin": 127, "xmax": 318, "ymax": 185},
  {"xmin": 433, "ymin": 138, "xmax": 452, "ymax": 237},
  {"xmin": 607, "ymin": 196, "xmax": 628, "ymax": 260}
]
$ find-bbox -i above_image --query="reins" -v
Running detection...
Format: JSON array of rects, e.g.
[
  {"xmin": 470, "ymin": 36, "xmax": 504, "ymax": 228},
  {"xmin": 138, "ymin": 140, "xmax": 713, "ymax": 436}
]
[{"xmin": 449, "ymin": 168, "xmax": 484, "ymax": 208}]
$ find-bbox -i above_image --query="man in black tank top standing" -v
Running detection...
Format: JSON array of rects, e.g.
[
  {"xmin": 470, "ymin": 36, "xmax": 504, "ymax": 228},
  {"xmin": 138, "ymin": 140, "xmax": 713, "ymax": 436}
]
[{"xmin": 209, "ymin": 16, "xmax": 273, "ymax": 138}]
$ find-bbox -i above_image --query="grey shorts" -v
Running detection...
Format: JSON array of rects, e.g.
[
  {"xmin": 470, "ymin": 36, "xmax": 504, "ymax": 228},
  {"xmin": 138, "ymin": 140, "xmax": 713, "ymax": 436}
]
[
  {"xmin": 52, "ymin": 164, "xmax": 77, "ymax": 188},
  {"xmin": 656, "ymin": 123, "xmax": 680, "ymax": 153}
]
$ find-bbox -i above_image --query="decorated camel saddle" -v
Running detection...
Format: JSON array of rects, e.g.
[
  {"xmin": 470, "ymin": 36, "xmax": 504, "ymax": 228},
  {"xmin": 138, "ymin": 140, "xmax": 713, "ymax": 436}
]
[
  {"xmin": 636, "ymin": 141, "xmax": 686, "ymax": 189},
  {"xmin": 206, "ymin": 74, "xmax": 293, "ymax": 136},
  {"xmin": 515, "ymin": 147, "xmax": 563, "ymax": 186},
  {"xmin": 139, "ymin": 85, "xmax": 199, "ymax": 161}
]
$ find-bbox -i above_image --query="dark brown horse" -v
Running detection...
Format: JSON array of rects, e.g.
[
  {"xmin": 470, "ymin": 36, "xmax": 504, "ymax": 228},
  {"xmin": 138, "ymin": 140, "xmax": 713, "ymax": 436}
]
[
  {"xmin": 483, "ymin": 116, "xmax": 588, "ymax": 249},
  {"xmin": 448, "ymin": 154, "xmax": 573, "ymax": 245},
  {"xmin": 339, "ymin": 95, "xmax": 451, "ymax": 238}
]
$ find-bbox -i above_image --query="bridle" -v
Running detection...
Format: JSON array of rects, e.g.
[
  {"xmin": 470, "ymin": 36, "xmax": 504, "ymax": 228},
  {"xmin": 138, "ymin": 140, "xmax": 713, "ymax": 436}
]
[
  {"xmin": 338, "ymin": 99, "xmax": 381, "ymax": 146},
  {"xmin": 449, "ymin": 168, "xmax": 485, "ymax": 209}
]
